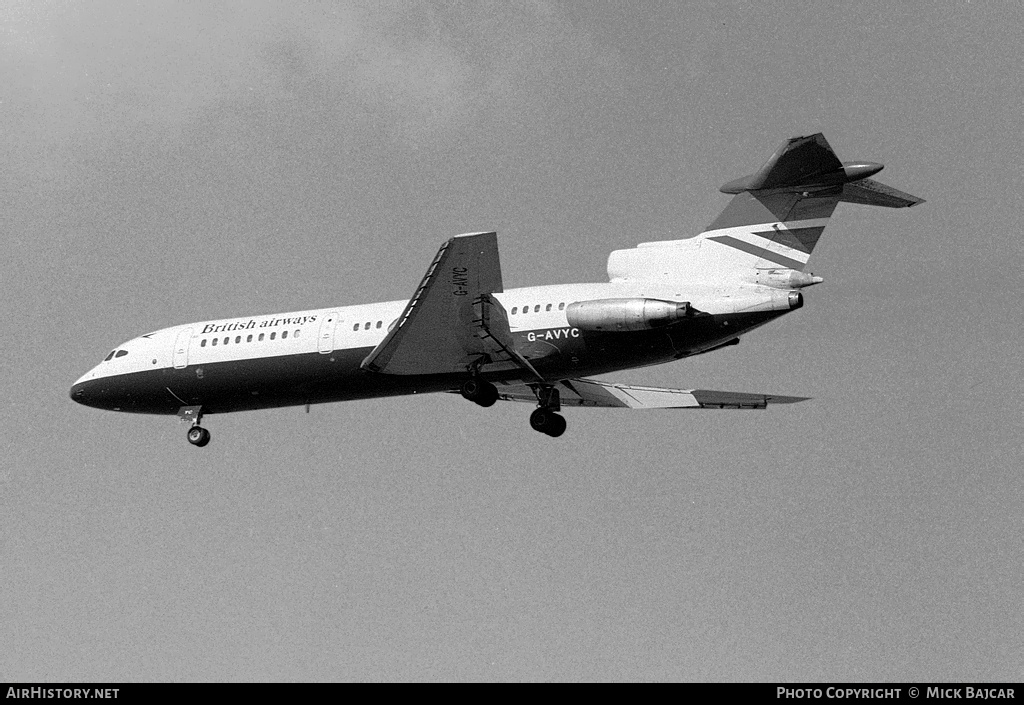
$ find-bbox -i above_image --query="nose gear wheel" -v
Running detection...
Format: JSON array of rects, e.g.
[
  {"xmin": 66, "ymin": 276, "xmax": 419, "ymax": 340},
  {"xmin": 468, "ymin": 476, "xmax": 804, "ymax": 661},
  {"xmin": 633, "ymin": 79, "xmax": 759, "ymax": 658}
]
[{"xmin": 187, "ymin": 426, "xmax": 211, "ymax": 447}]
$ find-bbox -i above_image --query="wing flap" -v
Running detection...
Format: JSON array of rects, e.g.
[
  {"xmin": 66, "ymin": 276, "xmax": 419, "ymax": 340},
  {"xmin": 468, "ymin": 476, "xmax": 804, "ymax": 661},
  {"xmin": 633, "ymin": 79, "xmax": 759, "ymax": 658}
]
[
  {"xmin": 491, "ymin": 378, "xmax": 809, "ymax": 409},
  {"xmin": 689, "ymin": 389, "xmax": 809, "ymax": 409}
]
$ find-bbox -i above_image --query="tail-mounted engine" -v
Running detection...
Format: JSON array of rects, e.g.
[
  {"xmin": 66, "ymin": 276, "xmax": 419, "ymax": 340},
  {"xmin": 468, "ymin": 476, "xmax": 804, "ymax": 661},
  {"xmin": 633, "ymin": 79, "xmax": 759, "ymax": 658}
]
[
  {"xmin": 749, "ymin": 269, "xmax": 824, "ymax": 289},
  {"xmin": 566, "ymin": 298, "xmax": 693, "ymax": 332}
]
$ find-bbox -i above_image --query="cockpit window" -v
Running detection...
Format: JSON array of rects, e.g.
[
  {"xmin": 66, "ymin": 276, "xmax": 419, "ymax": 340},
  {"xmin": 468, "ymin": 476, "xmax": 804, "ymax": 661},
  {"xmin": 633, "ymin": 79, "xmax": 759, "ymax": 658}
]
[
  {"xmin": 115, "ymin": 350, "xmax": 128, "ymax": 358},
  {"xmin": 104, "ymin": 350, "xmax": 116, "ymax": 362}
]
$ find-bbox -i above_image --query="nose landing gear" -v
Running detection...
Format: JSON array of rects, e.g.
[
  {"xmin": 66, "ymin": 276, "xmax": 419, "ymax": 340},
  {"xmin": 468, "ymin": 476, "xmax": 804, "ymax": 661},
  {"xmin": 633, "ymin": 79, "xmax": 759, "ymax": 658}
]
[
  {"xmin": 177, "ymin": 405, "xmax": 211, "ymax": 447},
  {"xmin": 186, "ymin": 425, "xmax": 211, "ymax": 447}
]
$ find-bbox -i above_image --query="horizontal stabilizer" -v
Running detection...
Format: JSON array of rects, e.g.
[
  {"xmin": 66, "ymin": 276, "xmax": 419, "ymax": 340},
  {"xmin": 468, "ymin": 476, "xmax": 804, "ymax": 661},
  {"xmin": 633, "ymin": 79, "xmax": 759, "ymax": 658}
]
[
  {"xmin": 720, "ymin": 133, "xmax": 844, "ymax": 193},
  {"xmin": 489, "ymin": 378, "xmax": 809, "ymax": 409},
  {"xmin": 840, "ymin": 178, "xmax": 925, "ymax": 208}
]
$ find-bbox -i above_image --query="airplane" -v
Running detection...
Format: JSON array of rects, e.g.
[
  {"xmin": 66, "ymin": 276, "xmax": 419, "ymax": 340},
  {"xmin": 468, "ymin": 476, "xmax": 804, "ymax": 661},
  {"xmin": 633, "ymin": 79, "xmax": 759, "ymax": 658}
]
[{"xmin": 70, "ymin": 133, "xmax": 923, "ymax": 446}]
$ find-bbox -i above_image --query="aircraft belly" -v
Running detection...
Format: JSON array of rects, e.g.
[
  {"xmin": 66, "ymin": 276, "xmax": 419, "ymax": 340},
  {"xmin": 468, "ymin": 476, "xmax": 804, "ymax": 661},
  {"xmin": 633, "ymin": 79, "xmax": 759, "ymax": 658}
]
[
  {"xmin": 666, "ymin": 309, "xmax": 789, "ymax": 357},
  {"xmin": 74, "ymin": 347, "xmax": 510, "ymax": 416},
  {"xmin": 523, "ymin": 309, "xmax": 791, "ymax": 378},
  {"xmin": 166, "ymin": 347, "xmax": 464, "ymax": 413}
]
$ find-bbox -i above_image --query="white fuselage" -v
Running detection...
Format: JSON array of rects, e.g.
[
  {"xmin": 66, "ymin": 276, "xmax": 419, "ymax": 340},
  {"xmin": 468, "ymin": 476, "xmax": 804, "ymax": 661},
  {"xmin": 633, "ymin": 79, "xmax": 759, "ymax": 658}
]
[{"xmin": 72, "ymin": 280, "xmax": 789, "ymax": 390}]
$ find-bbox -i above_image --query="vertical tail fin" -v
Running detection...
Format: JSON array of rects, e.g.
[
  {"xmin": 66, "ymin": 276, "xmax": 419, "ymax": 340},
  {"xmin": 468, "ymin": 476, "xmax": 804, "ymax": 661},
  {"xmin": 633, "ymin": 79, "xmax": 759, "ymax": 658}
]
[
  {"xmin": 607, "ymin": 133, "xmax": 923, "ymax": 283},
  {"xmin": 702, "ymin": 188, "xmax": 840, "ymax": 272},
  {"xmin": 703, "ymin": 133, "xmax": 856, "ymax": 272}
]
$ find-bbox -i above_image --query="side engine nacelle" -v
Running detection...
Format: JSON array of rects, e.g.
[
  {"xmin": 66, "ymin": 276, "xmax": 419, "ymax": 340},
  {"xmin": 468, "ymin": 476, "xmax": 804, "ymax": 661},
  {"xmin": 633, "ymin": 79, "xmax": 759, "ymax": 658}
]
[
  {"xmin": 747, "ymin": 268, "xmax": 824, "ymax": 289},
  {"xmin": 566, "ymin": 298, "xmax": 692, "ymax": 332}
]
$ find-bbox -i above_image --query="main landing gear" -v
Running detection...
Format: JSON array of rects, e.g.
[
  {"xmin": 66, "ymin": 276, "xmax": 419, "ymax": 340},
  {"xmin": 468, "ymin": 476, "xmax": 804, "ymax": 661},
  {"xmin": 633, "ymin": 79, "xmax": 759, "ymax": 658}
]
[
  {"xmin": 530, "ymin": 407, "xmax": 566, "ymax": 437},
  {"xmin": 177, "ymin": 405, "xmax": 211, "ymax": 447},
  {"xmin": 530, "ymin": 384, "xmax": 566, "ymax": 438},
  {"xmin": 460, "ymin": 377, "xmax": 567, "ymax": 437},
  {"xmin": 460, "ymin": 377, "xmax": 499, "ymax": 407}
]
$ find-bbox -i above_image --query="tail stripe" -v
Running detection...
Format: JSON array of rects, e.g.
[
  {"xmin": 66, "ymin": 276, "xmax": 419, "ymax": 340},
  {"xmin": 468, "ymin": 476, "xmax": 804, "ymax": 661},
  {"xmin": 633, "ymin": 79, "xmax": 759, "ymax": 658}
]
[
  {"xmin": 707, "ymin": 235, "xmax": 808, "ymax": 270},
  {"xmin": 636, "ymin": 217, "xmax": 829, "ymax": 249},
  {"xmin": 751, "ymin": 226, "xmax": 824, "ymax": 254}
]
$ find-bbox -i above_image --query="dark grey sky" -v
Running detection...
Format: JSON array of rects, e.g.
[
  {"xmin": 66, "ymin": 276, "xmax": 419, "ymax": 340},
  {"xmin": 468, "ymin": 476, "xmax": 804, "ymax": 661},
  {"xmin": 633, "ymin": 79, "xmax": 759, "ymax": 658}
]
[{"xmin": 3, "ymin": 1, "xmax": 1022, "ymax": 681}]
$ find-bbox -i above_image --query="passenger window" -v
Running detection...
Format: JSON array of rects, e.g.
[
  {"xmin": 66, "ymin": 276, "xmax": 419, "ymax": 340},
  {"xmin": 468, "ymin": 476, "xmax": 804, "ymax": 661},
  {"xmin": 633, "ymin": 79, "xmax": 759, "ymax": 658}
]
[
  {"xmin": 282, "ymin": 331, "xmax": 288, "ymax": 339},
  {"xmin": 270, "ymin": 332, "xmax": 276, "ymax": 340},
  {"xmin": 223, "ymin": 337, "xmax": 229, "ymax": 345},
  {"xmin": 546, "ymin": 304, "xmax": 552, "ymax": 311},
  {"xmin": 522, "ymin": 307, "xmax": 527, "ymax": 315},
  {"xmin": 558, "ymin": 302, "xmax": 565, "ymax": 310},
  {"xmin": 512, "ymin": 307, "xmax": 517, "ymax": 314},
  {"xmin": 115, "ymin": 350, "xmax": 128, "ymax": 358},
  {"xmin": 363, "ymin": 322, "xmax": 369, "ymax": 330},
  {"xmin": 534, "ymin": 305, "xmax": 540, "ymax": 313},
  {"xmin": 104, "ymin": 351, "xmax": 116, "ymax": 361},
  {"xmin": 353, "ymin": 323, "xmax": 359, "ymax": 331},
  {"xmin": 212, "ymin": 338, "xmax": 218, "ymax": 346},
  {"xmin": 258, "ymin": 333, "xmax": 264, "ymax": 341},
  {"xmin": 200, "ymin": 340, "xmax": 207, "ymax": 348},
  {"xmin": 247, "ymin": 334, "xmax": 253, "ymax": 342},
  {"xmin": 376, "ymin": 321, "xmax": 382, "ymax": 329},
  {"xmin": 235, "ymin": 336, "xmax": 241, "ymax": 344},
  {"xmin": 294, "ymin": 329, "xmax": 301, "ymax": 337}
]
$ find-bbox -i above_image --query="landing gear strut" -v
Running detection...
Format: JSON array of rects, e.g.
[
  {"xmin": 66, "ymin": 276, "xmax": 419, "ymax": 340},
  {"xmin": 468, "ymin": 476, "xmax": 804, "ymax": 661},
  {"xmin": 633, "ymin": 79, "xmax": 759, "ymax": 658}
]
[
  {"xmin": 460, "ymin": 377, "xmax": 499, "ymax": 407},
  {"xmin": 530, "ymin": 385, "xmax": 566, "ymax": 437},
  {"xmin": 177, "ymin": 405, "xmax": 211, "ymax": 447}
]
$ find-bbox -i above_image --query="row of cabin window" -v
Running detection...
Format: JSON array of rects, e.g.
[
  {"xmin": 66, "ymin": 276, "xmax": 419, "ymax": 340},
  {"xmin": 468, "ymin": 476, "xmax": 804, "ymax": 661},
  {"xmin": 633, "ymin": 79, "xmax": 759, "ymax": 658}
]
[
  {"xmin": 510, "ymin": 303, "xmax": 565, "ymax": 315},
  {"xmin": 199, "ymin": 329, "xmax": 301, "ymax": 347},
  {"xmin": 348, "ymin": 307, "xmax": 558, "ymax": 331}
]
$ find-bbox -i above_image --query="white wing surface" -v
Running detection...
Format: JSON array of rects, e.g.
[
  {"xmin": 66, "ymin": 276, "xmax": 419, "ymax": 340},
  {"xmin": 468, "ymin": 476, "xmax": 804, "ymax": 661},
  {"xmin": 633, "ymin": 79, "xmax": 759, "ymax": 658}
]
[{"xmin": 493, "ymin": 378, "xmax": 809, "ymax": 409}]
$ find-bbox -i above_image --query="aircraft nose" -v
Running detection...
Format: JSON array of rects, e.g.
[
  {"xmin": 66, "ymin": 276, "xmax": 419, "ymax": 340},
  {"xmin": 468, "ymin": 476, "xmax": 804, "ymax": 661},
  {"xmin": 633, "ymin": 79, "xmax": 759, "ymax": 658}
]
[{"xmin": 70, "ymin": 381, "xmax": 88, "ymax": 404}]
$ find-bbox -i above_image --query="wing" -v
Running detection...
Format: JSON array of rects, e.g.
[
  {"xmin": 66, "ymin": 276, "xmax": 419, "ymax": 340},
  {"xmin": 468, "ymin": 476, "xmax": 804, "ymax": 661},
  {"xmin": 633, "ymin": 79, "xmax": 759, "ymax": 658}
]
[
  {"xmin": 492, "ymin": 378, "xmax": 809, "ymax": 409},
  {"xmin": 361, "ymin": 232, "xmax": 542, "ymax": 379}
]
